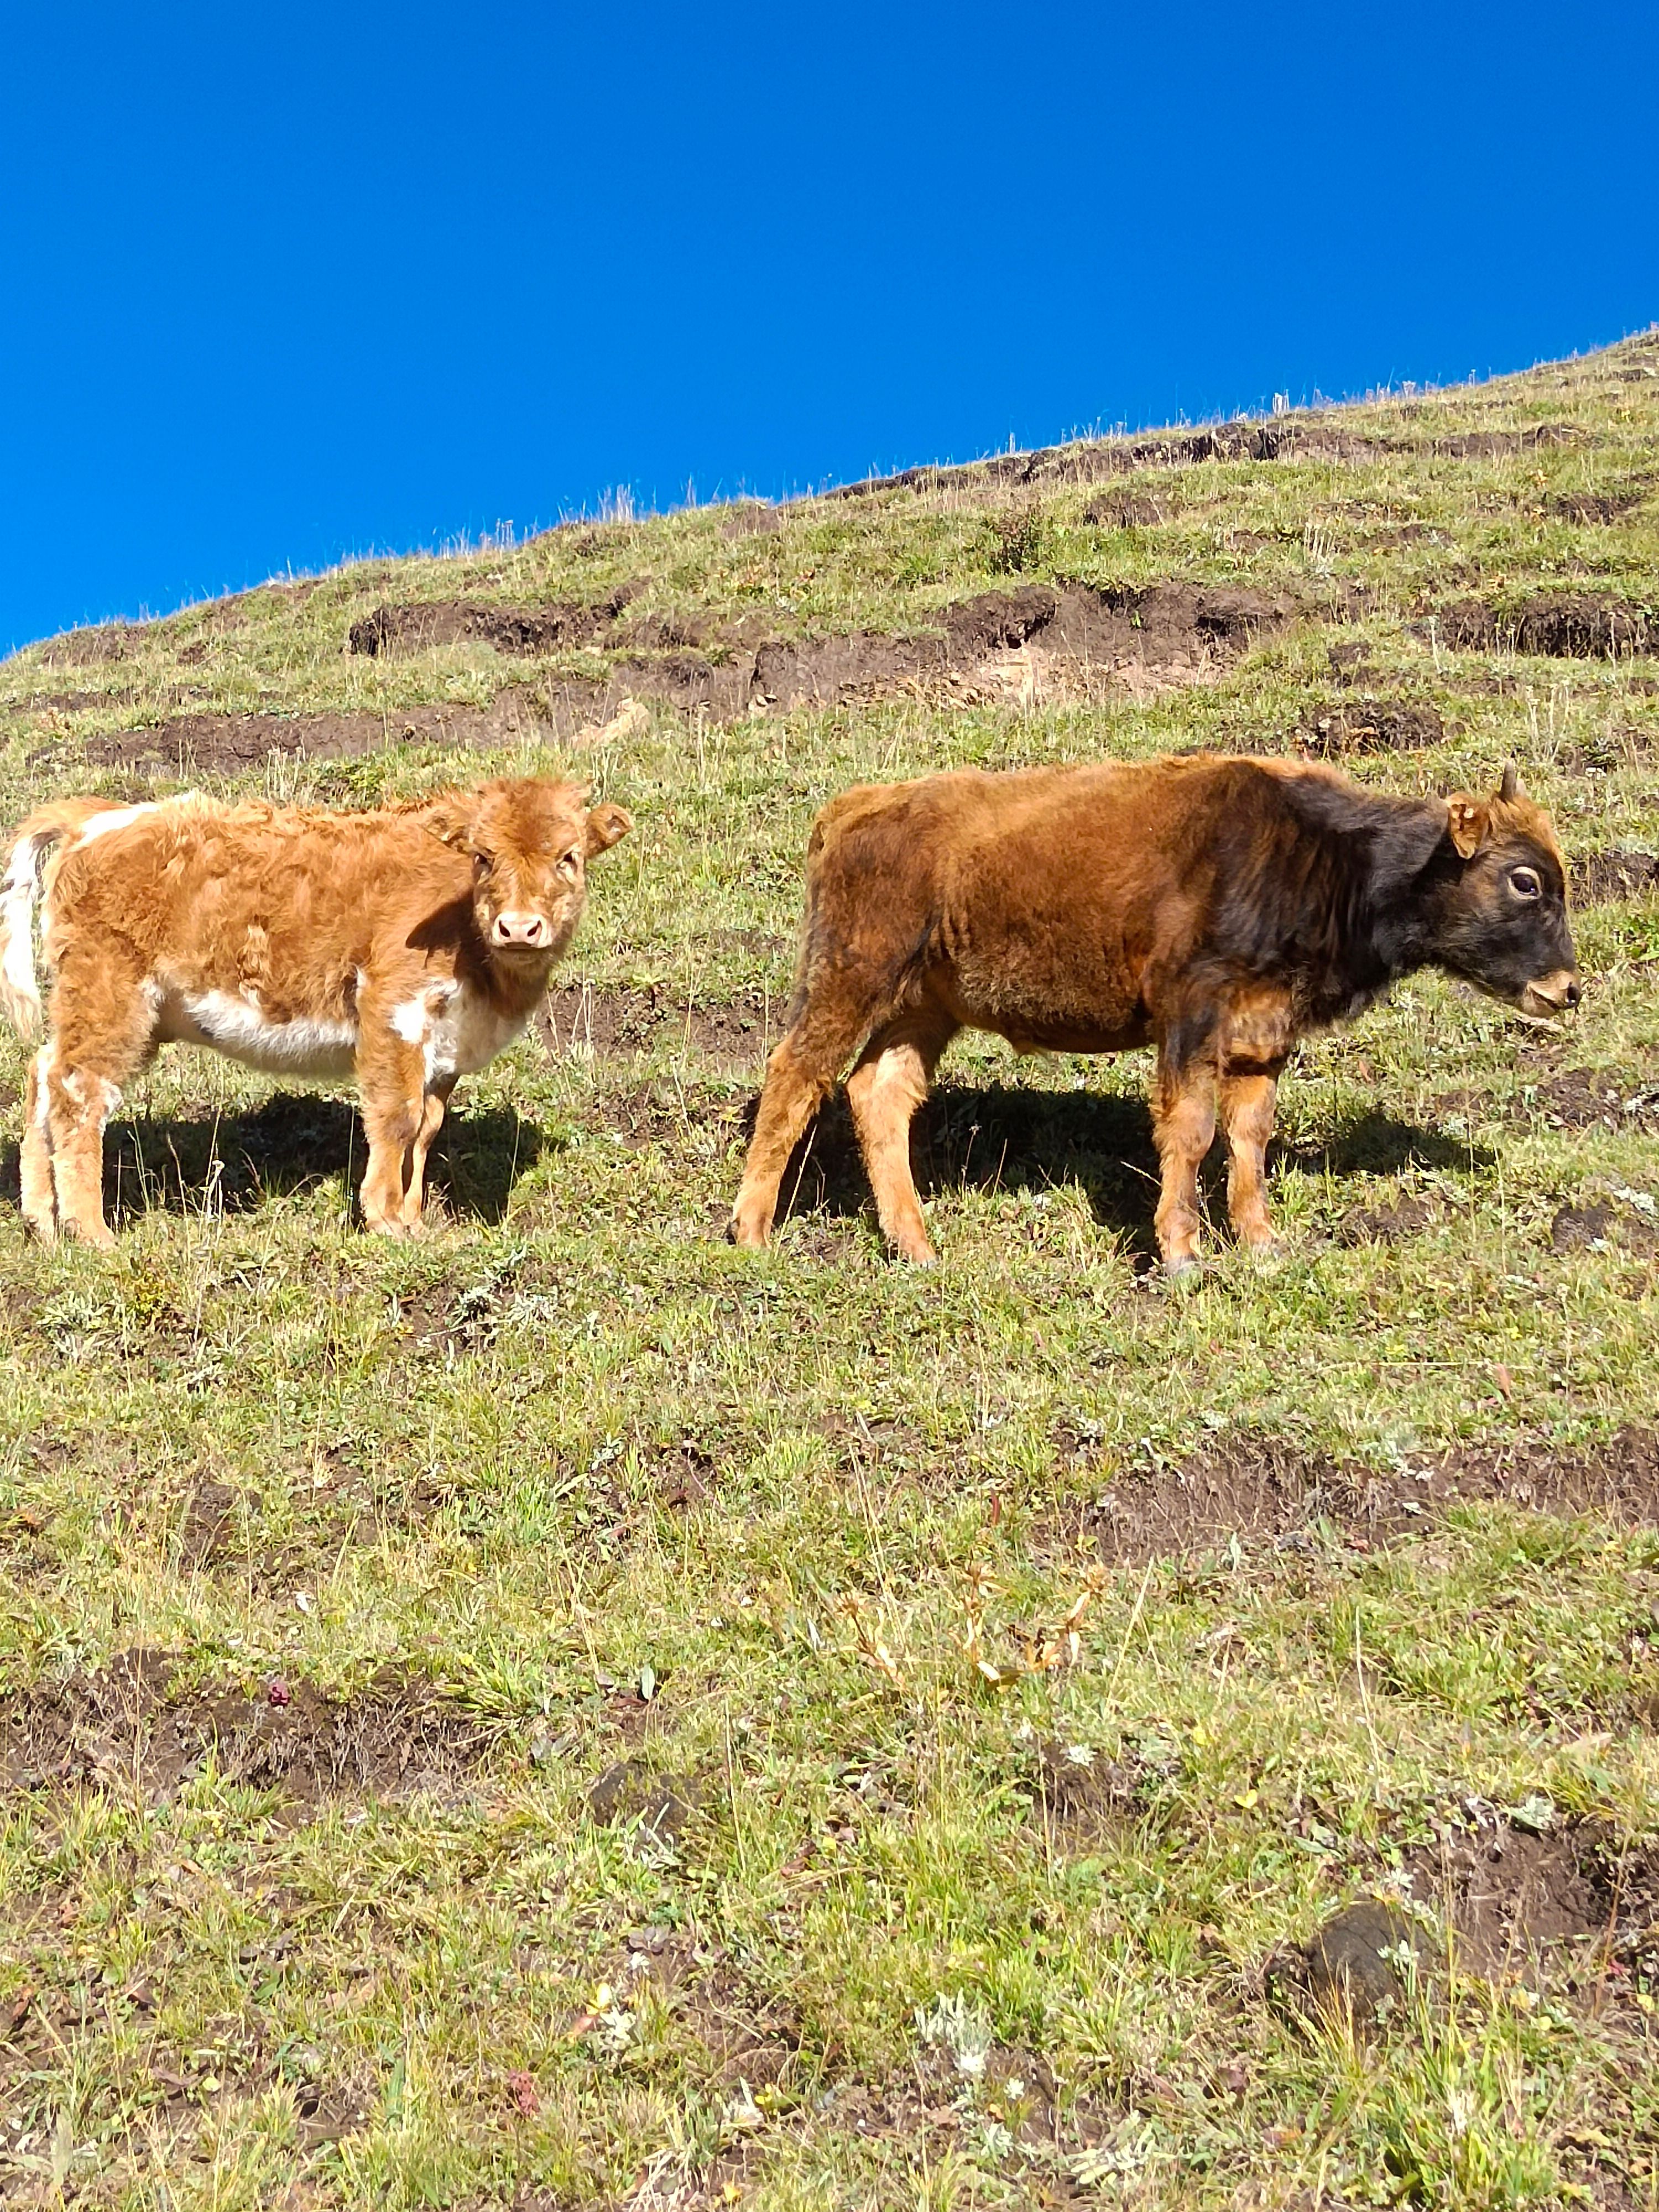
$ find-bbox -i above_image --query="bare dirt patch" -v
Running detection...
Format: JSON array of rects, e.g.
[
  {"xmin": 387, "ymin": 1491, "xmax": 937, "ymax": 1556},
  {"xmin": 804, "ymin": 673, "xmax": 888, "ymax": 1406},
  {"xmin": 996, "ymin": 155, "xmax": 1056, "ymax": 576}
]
[
  {"xmin": 538, "ymin": 983, "xmax": 777, "ymax": 1071},
  {"xmin": 1300, "ymin": 697, "xmax": 1447, "ymax": 757},
  {"xmin": 1405, "ymin": 1809, "xmax": 1659, "ymax": 1991},
  {"xmin": 1044, "ymin": 1426, "xmax": 1659, "ymax": 1567},
  {"xmin": 1574, "ymin": 849, "xmax": 1659, "ymax": 904},
  {"xmin": 1030, "ymin": 1738, "xmax": 1142, "ymax": 1850},
  {"xmin": 347, "ymin": 588, "xmax": 638, "ymax": 658},
  {"xmin": 48, "ymin": 579, "xmax": 1297, "ymax": 774},
  {"xmin": 1517, "ymin": 1068, "xmax": 1659, "ymax": 1134},
  {"xmin": 0, "ymin": 1648, "xmax": 490, "ymax": 1808},
  {"xmin": 1433, "ymin": 596, "xmax": 1652, "ymax": 658}
]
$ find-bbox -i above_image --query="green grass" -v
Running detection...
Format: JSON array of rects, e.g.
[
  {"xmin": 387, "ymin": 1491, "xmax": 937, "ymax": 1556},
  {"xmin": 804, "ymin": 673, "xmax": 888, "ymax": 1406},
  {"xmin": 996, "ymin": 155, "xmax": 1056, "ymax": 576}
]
[{"xmin": 1, "ymin": 335, "xmax": 1657, "ymax": 2209}]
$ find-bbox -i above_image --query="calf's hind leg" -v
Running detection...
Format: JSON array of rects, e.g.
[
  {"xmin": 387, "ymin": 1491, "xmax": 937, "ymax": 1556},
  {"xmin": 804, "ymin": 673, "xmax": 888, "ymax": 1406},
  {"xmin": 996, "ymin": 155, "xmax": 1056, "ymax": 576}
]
[
  {"xmin": 20, "ymin": 1048, "xmax": 56, "ymax": 1240},
  {"xmin": 844, "ymin": 1012, "xmax": 957, "ymax": 1264},
  {"xmin": 1151, "ymin": 1056, "xmax": 1217, "ymax": 1274},
  {"xmin": 1218, "ymin": 1066, "xmax": 1284, "ymax": 1252},
  {"xmin": 44, "ymin": 969, "xmax": 159, "ymax": 1248},
  {"xmin": 731, "ymin": 992, "xmax": 884, "ymax": 1249}
]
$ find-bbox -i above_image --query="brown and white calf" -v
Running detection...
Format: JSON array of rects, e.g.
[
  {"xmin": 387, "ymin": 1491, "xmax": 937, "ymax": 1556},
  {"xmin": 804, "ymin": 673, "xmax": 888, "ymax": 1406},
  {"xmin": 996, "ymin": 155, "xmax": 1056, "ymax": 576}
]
[{"xmin": 0, "ymin": 778, "xmax": 632, "ymax": 1245}]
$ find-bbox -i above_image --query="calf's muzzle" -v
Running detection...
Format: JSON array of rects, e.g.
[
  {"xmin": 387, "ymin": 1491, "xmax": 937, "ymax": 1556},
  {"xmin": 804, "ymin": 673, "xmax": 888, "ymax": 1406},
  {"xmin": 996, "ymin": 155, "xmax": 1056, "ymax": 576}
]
[
  {"xmin": 491, "ymin": 910, "xmax": 552, "ymax": 949},
  {"xmin": 1520, "ymin": 967, "xmax": 1580, "ymax": 1016}
]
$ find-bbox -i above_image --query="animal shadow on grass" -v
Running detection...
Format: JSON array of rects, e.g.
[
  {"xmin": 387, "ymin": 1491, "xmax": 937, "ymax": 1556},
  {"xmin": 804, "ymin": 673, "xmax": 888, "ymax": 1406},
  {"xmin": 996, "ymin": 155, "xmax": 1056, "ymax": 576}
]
[
  {"xmin": 772, "ymin": 1082, "xmax": 1165, "ymax": 1262},
  {"xmin": 1276, "ymin": 1108, "xmax": 1496, "ymax": 1181},
  {"xmin": 0, "ymin": 1093, "xmax": 550, "ymax": 1233},
  {"xmin": 768, "ymin": 1084, "xmax": 1494, "ymax": 1260}
]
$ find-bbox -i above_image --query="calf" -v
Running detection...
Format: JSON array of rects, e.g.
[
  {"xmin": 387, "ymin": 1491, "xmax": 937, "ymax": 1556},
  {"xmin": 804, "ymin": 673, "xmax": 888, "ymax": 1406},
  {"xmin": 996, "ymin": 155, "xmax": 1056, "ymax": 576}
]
[
  {"xmin": 0, "ymin": 777, "xmax": 632, "ymax": 1245},
  {"xmin": 731, "ymin": 755, "xmax": 1577, "ymax": 1271}
]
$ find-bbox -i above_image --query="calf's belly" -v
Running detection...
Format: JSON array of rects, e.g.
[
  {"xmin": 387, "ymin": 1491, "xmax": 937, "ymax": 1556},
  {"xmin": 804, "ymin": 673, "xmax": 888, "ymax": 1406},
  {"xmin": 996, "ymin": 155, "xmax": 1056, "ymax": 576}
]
[
  {"xmin": 156, "ymin": 988, "xmax": 359, "ymax": 1082},
  {"xmin": 942, "ymin": 984, "xmax": 1148, "ymax": 1057}
]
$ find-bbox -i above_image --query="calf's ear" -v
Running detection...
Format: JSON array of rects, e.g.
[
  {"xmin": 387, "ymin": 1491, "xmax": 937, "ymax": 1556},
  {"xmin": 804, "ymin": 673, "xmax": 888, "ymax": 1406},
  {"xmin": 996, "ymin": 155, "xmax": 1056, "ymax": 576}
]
[
  {"xmin": 1446, "ymin": 795, "xmax": 1491, "ymax": 859},
  {"xmin": 424, "ymin": 793, "xmax": 481, "ymax": 852},
  {"xmin": 584, "ymin": 802, "xmax": 634, "ymax": 857}
]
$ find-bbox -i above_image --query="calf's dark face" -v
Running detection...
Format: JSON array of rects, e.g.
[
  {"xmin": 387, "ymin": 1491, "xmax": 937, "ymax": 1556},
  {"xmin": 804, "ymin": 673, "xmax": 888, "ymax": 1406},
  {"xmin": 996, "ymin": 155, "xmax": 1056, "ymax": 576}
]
[{"xmin": 1432, "ymin": 788, "xmax": 1579, "ymax": 1018}]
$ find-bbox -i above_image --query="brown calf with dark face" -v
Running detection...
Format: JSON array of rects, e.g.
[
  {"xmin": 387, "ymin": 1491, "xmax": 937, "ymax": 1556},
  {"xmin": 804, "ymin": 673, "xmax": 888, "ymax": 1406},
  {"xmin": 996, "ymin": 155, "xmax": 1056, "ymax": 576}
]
[
  {"xmin": 0, "ymin": 776, "xmax": 632, "ymax": 1245},
  {"xmin": 732, "ymin": 754, "xmax": 1577, "ymax": 1271}
]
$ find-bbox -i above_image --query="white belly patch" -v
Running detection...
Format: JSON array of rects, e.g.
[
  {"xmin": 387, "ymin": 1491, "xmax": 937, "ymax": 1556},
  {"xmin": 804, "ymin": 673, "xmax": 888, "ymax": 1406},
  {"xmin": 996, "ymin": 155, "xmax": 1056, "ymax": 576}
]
[
  {"xmin": 159, "ymin": 987, "xmax": 358, "ymax": 1082},
  {"xmin": 390, "ymin": 981, "xmax": 530, "ymax": 1083}
]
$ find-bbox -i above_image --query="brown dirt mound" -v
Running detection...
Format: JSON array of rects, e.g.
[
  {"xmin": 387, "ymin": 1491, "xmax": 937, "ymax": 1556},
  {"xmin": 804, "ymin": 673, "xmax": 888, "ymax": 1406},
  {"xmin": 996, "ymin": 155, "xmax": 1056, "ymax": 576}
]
[
  {"xmin": 1335, "ymin": 1194, "xmax": 1438, "ymax": 1245},
  {"xmin": 538, "ymin": 983, "xmax": 776, "ymax": 1070},
  {"xmin": 1548, "ymin": 486, "xmax": 1651, "ymax": 523},
  {"xmin": 1406, "ymin": 1811, "xmax": 1658, "ymax": 1987},
  {"xmin": 1574, "ymin": 849, "xmax": 1659, "ymax": 904},
  {"xmin": 48, "ymin": 579, "xmax": 1296, "ymax": 775},
  {"xmin": 1416, "ymin": 424, "xmax": 1583, "ymax": 459},
  {"xmin": 1302, "ymin": 697, "xmax": 1447, "ymax": 757},
  {"xmin": 1047, "ymin": 1426, "xmax": 1659, "ymax": 1567},
  {"xmin": 35, "ymin": 620, "xmax": 147, "ymax": 667},
  {"xmin": 1434, "ymin": 595, "xmax": 1652, "ymax": 657},
  {"xmin": 76, "ymin": 686, "xmax": 559, "ymax": 772},
  {"xmin": 347, "ymin": 587, "xmax": 638, "ymax": 657},
  {"xmin": 0, "ymin": 1647, "xmax": 489, "ymax": 1807},
  {"xmin": 822, "ymin": 417, "xmax": 1584, "ymax": 504}
]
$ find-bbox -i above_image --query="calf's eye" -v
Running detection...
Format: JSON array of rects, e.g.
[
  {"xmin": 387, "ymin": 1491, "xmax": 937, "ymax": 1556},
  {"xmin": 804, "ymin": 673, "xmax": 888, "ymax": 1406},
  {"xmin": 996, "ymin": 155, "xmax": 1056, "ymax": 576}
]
[
  {"xmin": 1509, "ymin": 867, "xmax": 1542, "ymax": 901},
  {"xmin": 557, "ymin": 848, "xmax": 582, "ymax": 881}
]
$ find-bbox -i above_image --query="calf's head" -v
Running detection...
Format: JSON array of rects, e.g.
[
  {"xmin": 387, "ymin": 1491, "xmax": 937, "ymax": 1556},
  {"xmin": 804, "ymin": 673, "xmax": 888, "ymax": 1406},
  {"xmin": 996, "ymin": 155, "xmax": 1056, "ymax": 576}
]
[
  {"xmin": 432, "ymin": 778, "xmax": 633, "ymax": 965},
  {"xmin": 1429, "ymin": 765, "xmax": 1579, "ymax": 1018}
]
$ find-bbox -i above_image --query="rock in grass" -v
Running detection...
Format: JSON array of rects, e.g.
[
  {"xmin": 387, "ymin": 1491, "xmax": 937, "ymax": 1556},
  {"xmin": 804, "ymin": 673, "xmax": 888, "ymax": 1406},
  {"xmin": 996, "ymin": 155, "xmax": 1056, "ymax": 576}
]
[
  {"xmin": 586, "ymin": 1757, "xmax": 700, "ymax": 1841},
  {"xmin": 1276, "ymin": 1900, "xmax": 1431, "ymax": 2029}
]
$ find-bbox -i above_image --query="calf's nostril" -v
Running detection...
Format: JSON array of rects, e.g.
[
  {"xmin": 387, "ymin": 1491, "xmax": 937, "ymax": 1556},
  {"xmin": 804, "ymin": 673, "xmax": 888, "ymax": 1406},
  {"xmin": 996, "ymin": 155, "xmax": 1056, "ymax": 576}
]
[{"xmin": 1565, "ymin": 979, "xmax": 1581, "ymax": 1008}]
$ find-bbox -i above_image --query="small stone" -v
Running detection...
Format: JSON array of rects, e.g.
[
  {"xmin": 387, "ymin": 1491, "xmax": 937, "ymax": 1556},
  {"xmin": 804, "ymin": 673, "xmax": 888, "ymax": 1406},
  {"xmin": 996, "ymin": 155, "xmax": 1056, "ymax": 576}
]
[
  {"xmin": 1298, "ymin": 1900, "xmax": 1430, "ymax": 2027},
  {"xmin": 267, "ymin": 1677, "xmax": 291, "ymax": 1708}
]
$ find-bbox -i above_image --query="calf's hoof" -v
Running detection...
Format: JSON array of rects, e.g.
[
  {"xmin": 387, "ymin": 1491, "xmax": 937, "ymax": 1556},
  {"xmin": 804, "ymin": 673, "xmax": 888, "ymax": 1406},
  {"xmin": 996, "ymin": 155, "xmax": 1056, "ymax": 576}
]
[
  {"xmin": 728, "ymin": 1205, "xmax": 773, "ymax": 1251},
  {"xmin": 64, "ymin": 1219, "xmax": 116, "ymax": 1252},
  {"xmin": 890, "ymin": 1233, "xmax": 938, "ymax": 1266}
]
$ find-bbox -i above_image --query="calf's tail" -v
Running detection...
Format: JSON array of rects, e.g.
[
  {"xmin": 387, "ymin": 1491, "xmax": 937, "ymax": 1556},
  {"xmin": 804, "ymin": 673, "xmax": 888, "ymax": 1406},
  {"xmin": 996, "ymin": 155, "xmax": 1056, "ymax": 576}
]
[{"xmin": 0, "ymin": 799, "xmax": 122, "ymax": 1037}]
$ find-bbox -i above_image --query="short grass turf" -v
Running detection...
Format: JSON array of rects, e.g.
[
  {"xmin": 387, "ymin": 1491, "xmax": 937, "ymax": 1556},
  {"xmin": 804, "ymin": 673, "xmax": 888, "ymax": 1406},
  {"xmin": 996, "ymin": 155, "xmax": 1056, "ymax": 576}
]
[{"xmin": 2, "ymin": 336, "xmax": 1658, "ymax": 2210}]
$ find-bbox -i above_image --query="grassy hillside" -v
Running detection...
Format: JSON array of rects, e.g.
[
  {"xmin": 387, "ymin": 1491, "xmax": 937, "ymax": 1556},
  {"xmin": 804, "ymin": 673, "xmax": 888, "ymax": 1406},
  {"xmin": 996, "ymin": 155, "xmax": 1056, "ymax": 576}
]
[{"xmin": 2, "ymin": 335, "xmax": 1658, "ymax": 2210}]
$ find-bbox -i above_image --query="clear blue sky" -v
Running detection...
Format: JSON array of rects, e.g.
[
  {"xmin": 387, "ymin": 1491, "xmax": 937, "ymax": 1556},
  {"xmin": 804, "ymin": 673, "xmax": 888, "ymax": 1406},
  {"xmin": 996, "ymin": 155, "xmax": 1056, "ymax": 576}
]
[{"xmin": 3, "ymin": 1, "xmax": 1656, "ymax": 652}]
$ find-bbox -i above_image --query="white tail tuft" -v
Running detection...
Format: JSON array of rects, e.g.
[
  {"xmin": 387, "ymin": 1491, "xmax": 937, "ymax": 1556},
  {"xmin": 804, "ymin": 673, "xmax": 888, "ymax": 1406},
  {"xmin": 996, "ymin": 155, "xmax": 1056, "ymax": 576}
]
[
  {"xmin": 0, "ymin": 828, "xmax": 52, "ymax": 1037},
  {"xmin": 0, "ymin": 798, "xmax": 129, "ymax": 1039}
]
